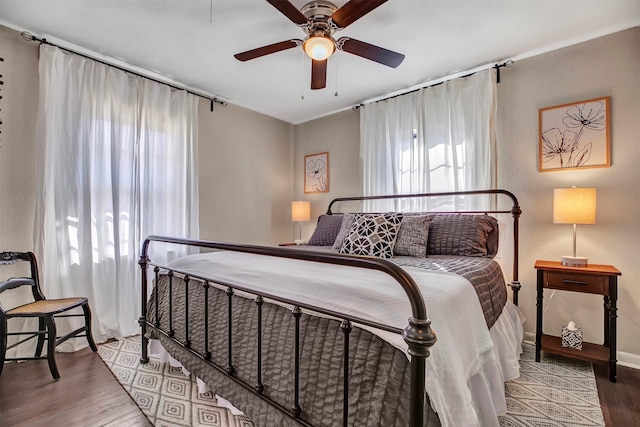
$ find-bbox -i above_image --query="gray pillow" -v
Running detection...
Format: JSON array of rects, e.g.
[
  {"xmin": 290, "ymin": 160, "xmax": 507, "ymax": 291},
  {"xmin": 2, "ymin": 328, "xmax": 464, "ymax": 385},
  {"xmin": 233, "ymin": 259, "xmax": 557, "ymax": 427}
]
[
  {"xmin": 394, "ymin": 216, "xmax": 430, "ymax": 257},
  {"xmin": 427, "ymin": 214, "xmax": 497, "ymax": 257},
  {"xmin": 332, "ymin": 214, "xmax": 356, "ymax": 250},
  {"xmin": 307, "ymin": 214, "xmax": 344, "ymax": 246},
  {"xmin": 339, "ymin": 213, "xmax": 403, "ymax": 259}
]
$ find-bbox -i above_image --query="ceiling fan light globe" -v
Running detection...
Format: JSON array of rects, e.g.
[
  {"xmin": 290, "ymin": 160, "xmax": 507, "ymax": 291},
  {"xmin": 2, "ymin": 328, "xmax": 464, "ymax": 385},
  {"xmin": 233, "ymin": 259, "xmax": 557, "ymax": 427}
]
[{"xmin": 303, "ymin": 36, "xmax": 335, "ymax": 61}]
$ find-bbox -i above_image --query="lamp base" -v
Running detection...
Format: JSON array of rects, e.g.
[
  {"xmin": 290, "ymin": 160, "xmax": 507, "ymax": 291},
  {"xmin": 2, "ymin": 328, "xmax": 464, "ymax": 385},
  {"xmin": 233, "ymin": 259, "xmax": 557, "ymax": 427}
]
[
  {"xmin": 294, "ymin": 239, "xmax": 307, "ymax": 245},
  {"xmin": 561, "ymin": 255, "xmax": 588, "ymax": 267}
]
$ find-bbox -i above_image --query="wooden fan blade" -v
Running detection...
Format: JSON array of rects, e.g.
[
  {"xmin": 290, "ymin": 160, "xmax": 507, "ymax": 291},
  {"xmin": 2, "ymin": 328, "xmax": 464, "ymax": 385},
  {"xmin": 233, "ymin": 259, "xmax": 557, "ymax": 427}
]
[
  {"xmin": 337, "ymin": 37, "xmax": 404, "ymax": 68},
  {"xmin": 234, "ymin": 40, "xmax": 301, "ymax": 61},
  {"xmin": 330, "ymin": 0, "xmax": 388, "ymax": 29},
  {"xmin": 265, "ymin": 0, "xmax": 308, "ymax": 25},
  {"xmin": 311, "ymin": 59, "xmax": 327, "ymax": 90}
]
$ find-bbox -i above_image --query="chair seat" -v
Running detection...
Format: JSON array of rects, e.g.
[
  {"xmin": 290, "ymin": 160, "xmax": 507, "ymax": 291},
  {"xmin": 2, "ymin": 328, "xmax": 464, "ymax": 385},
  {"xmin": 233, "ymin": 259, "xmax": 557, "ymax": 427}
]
[{"xmin": 6, "ymin": 297, "xmax": 88, "ymax": 316}]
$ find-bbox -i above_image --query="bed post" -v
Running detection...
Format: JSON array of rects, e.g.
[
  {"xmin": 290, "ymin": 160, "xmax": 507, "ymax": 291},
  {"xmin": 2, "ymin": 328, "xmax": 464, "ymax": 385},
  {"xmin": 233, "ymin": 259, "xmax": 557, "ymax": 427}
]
[
  {"xmin": 138, "ymin": 241, "xmax": 150, "ymax": 364},
  {"xmin": 403, "ymin": 316, "xmax": 437, "ymax": 426},
  {"xmin": 510, "ymin": 201, "xmax": 522, "ymax": 306}
]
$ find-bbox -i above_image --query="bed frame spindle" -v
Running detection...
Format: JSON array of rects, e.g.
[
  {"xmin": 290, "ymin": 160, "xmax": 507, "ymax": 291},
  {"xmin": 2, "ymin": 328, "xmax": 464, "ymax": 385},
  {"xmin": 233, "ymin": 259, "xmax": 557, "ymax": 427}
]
[
  {"xmin": 292, "ymin": 306, "xmax": 302, "ymax": 418},
  {"xmin": 255, "ymin": 295, "xmax": 264, "ymax": 394},
  {"xmin": 168, "ymin": 271, "xmax": 174, "ymax": 337},
  {"xmin": 184, "ymin": 275, "xmax": 190, "ymax": 348},
  {"xmin": 341, "ymin": 319, "xmax": 352, "ymax": 427},
  {"xmin": 202, "ymin": 281, "xmax": 211, "ymax": 360},
  {"xmin": 154, "ymin": 266, "xmax": 160, "ymax": 328},
  {"xmin": 226, "ymin": 287, "xmax": 235, "ymax": 375}
]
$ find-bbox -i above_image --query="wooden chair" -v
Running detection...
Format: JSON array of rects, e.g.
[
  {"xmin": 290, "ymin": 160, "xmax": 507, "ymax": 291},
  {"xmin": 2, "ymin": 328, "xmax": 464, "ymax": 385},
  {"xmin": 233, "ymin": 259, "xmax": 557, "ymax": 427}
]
[{"xmin": 0, "ymin": 251, "xmax": 97, "ymax": 380}]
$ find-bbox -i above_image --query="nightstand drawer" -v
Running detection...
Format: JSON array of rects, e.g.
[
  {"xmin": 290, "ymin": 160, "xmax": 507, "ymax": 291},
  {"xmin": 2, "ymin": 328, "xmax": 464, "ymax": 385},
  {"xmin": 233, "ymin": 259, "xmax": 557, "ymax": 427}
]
[{"xmin": 544, "ymin": 271, "xmax": 605, "ymax": 294}]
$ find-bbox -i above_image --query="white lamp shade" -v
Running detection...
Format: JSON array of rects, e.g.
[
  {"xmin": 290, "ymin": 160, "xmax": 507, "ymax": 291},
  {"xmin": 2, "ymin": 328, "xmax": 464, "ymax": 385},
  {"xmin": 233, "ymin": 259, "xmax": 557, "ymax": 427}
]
[
  {"xmin": 553, "ymin": 187, "xmax": 597, "ymax": 224},
  {"xmin": 303, "ymin": 35, "xmax": 335, "ymax": 61},
  {"xmin": 291, "ymin": 201, "xmax": 311, "ymax": 222}
]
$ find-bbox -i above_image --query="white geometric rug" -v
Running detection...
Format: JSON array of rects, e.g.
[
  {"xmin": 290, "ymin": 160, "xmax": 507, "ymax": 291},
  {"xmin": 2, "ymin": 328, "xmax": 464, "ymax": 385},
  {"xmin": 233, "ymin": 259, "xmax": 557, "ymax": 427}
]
[
  {"xmin": 498, "ymin": 343, "xmax": 605, "ymax": 427},
  {"xmin": 99, "ymin": 337, "xmax": 604, "ymax": 427},
  {"xmin": 98, "ymin": 337, "xmax": 254, "ymax": 427}
]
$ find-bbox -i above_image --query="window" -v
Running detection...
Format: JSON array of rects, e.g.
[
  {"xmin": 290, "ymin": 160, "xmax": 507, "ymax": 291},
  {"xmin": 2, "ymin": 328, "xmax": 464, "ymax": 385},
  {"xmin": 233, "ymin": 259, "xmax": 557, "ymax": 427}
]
[{"xmin": 360, "ymin": 69, "xmax": 496, "ymax": 212}]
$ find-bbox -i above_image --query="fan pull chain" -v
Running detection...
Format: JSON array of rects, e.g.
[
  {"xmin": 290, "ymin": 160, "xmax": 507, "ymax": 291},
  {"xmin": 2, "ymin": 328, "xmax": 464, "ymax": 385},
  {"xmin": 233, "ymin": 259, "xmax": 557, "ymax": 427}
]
[{"xmin": 334, "ymin": 54, "xmax": 339, "ymax": 97}]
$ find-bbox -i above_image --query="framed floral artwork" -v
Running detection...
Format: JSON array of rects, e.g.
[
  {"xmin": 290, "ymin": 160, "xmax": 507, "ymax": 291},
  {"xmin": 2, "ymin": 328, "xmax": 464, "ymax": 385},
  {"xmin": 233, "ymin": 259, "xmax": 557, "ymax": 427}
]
[
  {"xmin": 539, "ymin": 96, "xmax": 610, "ymax": 172},
  {"xmin": 304, "ymin": 152, "xmax": 329, "ymax": 193}
]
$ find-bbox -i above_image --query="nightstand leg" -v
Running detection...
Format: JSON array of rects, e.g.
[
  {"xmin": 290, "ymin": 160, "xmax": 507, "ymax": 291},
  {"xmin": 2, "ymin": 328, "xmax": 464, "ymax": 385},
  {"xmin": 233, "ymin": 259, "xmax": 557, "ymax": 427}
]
[
  {"xmin": 535, "ymin": 269, "xmax": 544, "ymax": 362},
  {"xmin": 603, "ymin": 295, "xmax": 610, "ymax": 347},
  {"xmin": 609, "ymin": 277, "xmax": 618, "ymax": 382}
]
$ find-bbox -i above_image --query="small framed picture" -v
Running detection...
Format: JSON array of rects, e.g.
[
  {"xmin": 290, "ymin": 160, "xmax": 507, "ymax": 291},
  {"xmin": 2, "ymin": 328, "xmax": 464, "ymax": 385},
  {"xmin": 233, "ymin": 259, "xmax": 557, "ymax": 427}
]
[
  {"xmin": 304, "ymin": 152, "xmax": 329, "ymax": 193},
  {"xmin": 539, "ymin": 96, "xmax": 611, "ymax": 172}
]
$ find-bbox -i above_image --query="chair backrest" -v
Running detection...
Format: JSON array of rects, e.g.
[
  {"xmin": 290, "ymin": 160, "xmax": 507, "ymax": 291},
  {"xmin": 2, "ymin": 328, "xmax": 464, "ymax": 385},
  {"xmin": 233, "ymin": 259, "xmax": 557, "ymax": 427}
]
[{"xmin": 0, "ymin": 252, "xmax": 45, "ymax": 314}]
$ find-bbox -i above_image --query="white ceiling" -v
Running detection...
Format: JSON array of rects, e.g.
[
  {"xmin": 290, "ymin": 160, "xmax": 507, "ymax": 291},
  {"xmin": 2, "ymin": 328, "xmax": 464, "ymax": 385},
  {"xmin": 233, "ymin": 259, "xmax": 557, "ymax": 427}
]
[{"xmin": 1, "ymin": 0, "xmax": 639, "ymax": 124}]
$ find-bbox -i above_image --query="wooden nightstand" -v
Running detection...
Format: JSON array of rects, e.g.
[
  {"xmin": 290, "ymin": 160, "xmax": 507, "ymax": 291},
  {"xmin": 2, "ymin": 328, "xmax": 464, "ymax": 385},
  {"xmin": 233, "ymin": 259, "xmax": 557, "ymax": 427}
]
[{"xmin": 534, "ymin": 260, "xmax": 621, "ymax": 382}]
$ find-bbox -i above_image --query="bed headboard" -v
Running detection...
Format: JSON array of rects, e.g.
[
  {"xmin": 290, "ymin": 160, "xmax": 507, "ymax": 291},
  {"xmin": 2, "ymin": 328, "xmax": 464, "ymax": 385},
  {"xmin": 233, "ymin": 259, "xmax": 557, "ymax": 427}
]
[{"xmin": 325, "ymin": 189, "xmax": 523, "ymax": 305}]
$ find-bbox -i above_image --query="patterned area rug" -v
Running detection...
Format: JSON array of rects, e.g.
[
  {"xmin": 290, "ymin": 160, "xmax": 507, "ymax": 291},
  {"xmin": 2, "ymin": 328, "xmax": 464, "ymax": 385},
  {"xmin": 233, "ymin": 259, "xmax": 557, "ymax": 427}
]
[
  {"xmin": 98, "ymin": 337, "xmax": 604, "ymax": 427},
  {"xmin": 98, "ymin": 338, "xmax": 254, "ymax": 427},
  {"xmin": 498, "ymin": 343, "xmax": 605, "ymax": 427}
]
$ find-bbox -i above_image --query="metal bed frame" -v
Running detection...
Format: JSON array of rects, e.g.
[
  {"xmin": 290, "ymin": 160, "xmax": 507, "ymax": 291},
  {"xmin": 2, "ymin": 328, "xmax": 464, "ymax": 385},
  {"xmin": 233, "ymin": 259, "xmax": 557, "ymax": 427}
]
[{"xmin": 138, "ymin": 189, "xmax": 521, "ymax": 426}]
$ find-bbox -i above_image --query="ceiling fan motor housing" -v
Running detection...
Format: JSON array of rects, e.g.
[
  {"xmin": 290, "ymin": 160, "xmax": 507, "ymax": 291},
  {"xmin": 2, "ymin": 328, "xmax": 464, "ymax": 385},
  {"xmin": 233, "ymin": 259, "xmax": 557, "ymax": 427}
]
[{"xmin": 301, "ymin": 1, "xmax": 339, "ymax": 23}]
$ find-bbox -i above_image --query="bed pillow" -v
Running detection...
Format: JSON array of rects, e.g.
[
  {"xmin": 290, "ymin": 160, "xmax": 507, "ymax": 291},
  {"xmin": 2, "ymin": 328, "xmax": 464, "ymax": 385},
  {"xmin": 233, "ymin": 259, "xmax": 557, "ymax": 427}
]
[
  {"xmin": 332, "ymin": 213, "xmax": 356, "ymax": 250},
  {"xmin": 394, "ymin": 216, "xmax": 430, "ymax": 257},
  {"xmin": 427, "ymin": 214, "xmax": 497, "ymax": 257},
  {"xmin": 339, "ymin": 213, "xmax": 403, "ymax": 259},
  {"xmin": 486, "ymin": 223, "xmax": 500, "ymax": 257},
  {"xmin": 307, "ymin": 214, "xmax": 344, "ymax": 246}
]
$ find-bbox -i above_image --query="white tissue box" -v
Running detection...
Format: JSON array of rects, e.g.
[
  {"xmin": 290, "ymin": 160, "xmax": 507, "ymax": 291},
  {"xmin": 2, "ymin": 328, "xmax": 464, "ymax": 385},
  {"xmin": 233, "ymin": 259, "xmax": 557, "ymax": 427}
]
[{"xmin": 561, "ymin": 325, "xmax": 583, "ymax": 350}]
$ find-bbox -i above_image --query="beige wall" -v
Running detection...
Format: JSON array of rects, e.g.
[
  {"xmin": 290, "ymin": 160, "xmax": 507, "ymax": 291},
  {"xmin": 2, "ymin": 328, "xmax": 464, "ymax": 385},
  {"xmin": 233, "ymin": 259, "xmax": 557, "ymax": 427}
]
[
  {"xmin": 292, "ymin": 109, "xmax": 361, "ymax": 240},
  {"xmin": 293, "ymin": 27, "xmax": 640, "ymax": 364},
  {"xmin": 198, "ymin": 101, "xmax": 293, "ymax": 245},
  {"xmin": 0, "ymin": 26, "xmax": 38, "ymax": 253}
]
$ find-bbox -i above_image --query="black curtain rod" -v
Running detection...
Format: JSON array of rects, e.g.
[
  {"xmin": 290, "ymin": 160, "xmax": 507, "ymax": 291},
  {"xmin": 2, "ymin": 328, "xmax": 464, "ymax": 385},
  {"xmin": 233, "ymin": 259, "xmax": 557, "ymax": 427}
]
[
  {"xmin": 20, "ymin": 31, "xmax": 227, "ymax": 111},
  {"xmin": 352, "ymin": 59, "xmax": 514, "ymax": 111}
]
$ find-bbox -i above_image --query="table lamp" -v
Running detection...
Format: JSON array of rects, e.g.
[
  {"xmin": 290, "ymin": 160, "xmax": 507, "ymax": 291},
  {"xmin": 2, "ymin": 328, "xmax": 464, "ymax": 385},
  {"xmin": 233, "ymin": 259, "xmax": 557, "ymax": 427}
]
[
  {"xmin": 553, "ymin": 187, "xmax": 596, "ymax": 266},
  {"xmin": 291, "ymin": 201, "xmax": 311, "ymax": 245}
]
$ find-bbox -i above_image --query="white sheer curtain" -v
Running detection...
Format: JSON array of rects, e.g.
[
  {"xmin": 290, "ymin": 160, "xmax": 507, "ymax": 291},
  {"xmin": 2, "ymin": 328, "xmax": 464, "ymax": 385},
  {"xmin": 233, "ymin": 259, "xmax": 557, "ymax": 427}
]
[
  {"xmin": 360, "ymin": 69, "xmax": 497, "ymax": 212},
  {"xmin": 34, "ymin": 45, "xmax": 199, "ymax": 348}
]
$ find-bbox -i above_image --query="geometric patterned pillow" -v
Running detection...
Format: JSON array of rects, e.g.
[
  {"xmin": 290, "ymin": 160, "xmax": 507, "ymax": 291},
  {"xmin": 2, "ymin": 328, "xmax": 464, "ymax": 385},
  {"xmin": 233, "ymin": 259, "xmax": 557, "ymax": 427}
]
[
  {"xmin": 307, "ymin": 214, "xmax": 344, "ymax": 246},
  {"xmin": 393, "ymin": 215, "xmax": 430, "ymax": 257},
  {"xmin": 427, "ymin": 214, "xmax": 497, "ymax": 257},
  {"xmin": 332, "ymin": 214, "xmax": 356, "ymax": 250},
  {"xmin": 339, "ymin": 213, "xmax": 403, "ymax": 259}
]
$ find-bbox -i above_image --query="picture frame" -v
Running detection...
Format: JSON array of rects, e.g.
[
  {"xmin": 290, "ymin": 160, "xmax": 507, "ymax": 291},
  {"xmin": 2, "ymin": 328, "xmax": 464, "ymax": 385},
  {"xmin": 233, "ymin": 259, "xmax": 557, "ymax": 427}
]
[
  {"xmin": 304, "ymin": 152, "xmax": 329, "ymax": 193},
  {"xmin": 538, "ymin": 96, "xmax": 611, "ymax": 172}
]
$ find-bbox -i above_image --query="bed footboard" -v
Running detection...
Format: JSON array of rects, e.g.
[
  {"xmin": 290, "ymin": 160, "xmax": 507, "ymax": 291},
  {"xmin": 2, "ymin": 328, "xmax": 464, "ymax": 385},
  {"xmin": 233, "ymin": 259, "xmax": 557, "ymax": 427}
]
[{"xmin": 138, "ymin": 237, "xmax": 437, "ymax": 427}]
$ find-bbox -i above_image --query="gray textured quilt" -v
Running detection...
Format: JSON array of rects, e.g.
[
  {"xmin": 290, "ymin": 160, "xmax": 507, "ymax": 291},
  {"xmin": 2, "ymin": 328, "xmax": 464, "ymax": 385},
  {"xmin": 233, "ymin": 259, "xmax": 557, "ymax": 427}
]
[{"xmin": 147, "ymin": 280, "xmax": 439, "ymax": 426}]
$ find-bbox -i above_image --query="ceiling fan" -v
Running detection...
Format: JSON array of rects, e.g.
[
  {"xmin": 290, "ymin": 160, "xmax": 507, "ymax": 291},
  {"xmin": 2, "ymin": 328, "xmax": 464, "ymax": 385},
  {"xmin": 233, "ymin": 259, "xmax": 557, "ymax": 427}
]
[{"xmin": 234, "ymin": 0, "xmax": 405, "ymax": 90}]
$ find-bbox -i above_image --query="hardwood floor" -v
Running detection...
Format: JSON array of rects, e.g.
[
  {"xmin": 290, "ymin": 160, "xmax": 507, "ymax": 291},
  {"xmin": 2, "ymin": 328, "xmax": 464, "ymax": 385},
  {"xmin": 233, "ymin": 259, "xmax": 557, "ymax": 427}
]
[
  {"xmin": 1, "ymin": 348, "xmax": 638, "ymax": 426},
  {"xmin": 594, "ymin": 364, "xmax": 640, "ymax": 427},
  {"xmin": 0, "ymin": 347, "xmax": 151, "ymax": 427}
]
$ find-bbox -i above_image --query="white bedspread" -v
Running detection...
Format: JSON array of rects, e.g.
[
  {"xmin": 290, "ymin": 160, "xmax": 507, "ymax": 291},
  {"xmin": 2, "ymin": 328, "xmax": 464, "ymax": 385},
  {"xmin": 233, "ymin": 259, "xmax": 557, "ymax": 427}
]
[{"xmin": 166, "ymin": 251, "xmax": 523, "ymax": 427}]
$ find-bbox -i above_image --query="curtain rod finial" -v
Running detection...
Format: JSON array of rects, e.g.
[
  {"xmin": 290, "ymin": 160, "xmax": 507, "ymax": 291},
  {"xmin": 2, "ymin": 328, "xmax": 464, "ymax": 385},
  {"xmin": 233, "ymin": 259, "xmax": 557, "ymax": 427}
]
[{"xmin": 21, "ymin": 31, "xmax": 35, "ymax": 41}]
